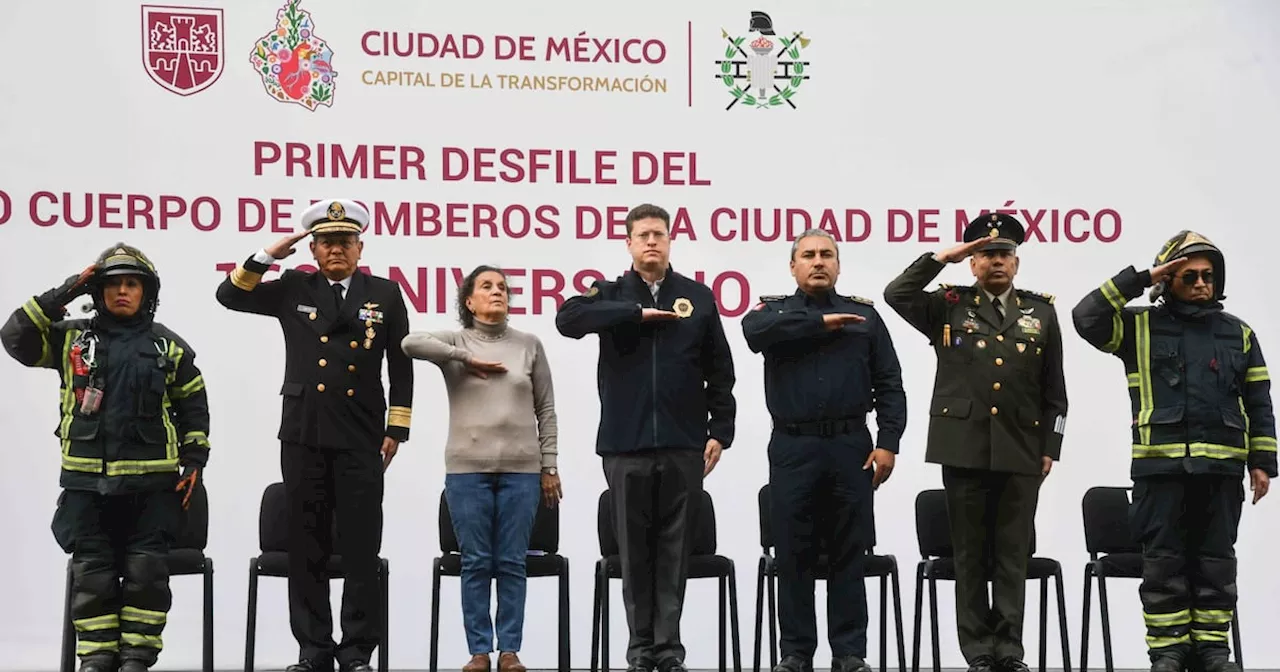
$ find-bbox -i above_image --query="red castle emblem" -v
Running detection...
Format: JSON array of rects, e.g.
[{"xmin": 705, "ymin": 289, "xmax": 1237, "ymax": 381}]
[{"xmin": 141, "ymin": 5, "xmax": 225, "ymax": 96}]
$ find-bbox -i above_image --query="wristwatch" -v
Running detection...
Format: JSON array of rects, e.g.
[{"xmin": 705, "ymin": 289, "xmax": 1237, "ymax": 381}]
[{"xmin": 543, "ymin": 467, "xmax": 557, "ymax": 476}]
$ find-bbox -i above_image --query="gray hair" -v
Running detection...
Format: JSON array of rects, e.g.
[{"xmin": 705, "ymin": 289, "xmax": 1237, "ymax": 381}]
[{"xmin": 790, "ymin": 228, "xmax": 839, "ymax": 260}]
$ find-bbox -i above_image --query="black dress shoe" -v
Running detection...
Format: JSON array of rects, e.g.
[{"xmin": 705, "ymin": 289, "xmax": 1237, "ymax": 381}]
[
  {"xmin": 287, "ymin": 661, "xmax": 333, "ymax": 672},
  {"xmin": 998, "ymin": 657, "xmax": 1030, "ymax": 672},
  {"xmin": 340, "ymin": 662, "xmax": 373, "ymax": 672},
  {"xmin": 967, "ymin": 655, "xmax": 997, "ymax": 672},
  {"xmin": 773, "ymin": 655, "xmax": 814, "ymax": 672},
  {"xmin": 626, "ymin": 659, "xmax": 655, "ymax": 672},
  {"xmin": 658, "ymin": 661, "xmax": 689, "ymax": 672},
  {"xmin": 833, "ymin": 655, "xmax": 872, "ymax": 672}
]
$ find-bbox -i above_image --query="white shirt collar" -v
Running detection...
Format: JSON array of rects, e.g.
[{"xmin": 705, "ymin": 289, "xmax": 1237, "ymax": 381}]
[
  {"xmin": 983, "ymin": 285, "xmax": 1013, "ymax": 307},
  {"xmin": 329, "ymin": 275, "xmax": 353, "ymax": 291}
]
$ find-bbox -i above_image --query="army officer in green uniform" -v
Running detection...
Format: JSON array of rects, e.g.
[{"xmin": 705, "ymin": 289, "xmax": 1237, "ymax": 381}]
[{"xmin": 883, "ymin": 214, "xmax": 1068, "ymax": 672}]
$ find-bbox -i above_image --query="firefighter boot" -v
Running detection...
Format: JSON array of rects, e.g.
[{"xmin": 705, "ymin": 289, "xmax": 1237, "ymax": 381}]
[
  {"xmin": 1200, "ymin": 655, "xmax": 1240, "ymax": 672},
  {"xmin": 120, "ymin": 659, "xmax": 150, "ymax": 672},
  {"xmin": 1150, "ymin": 657, "xmax": 1183, "ymax": 672},
  {"xmin": 77, "ymin": 655, "xmax": 116, "ymax": 672}
]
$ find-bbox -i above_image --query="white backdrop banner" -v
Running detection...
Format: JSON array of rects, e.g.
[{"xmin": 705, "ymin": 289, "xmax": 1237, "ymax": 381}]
[{"xmin": 3, "ymin": 0, "xmax": 1280, "ymax": 670}]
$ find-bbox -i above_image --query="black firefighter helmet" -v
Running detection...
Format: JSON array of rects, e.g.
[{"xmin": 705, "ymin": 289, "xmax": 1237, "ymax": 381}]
[
  {"xmin": 91, "ymin": 243, "xmax": 161, "ymax": 315},
  {"xmin": 1148, "ymin": 230, "xmax": 1225, "ymax": 303}
]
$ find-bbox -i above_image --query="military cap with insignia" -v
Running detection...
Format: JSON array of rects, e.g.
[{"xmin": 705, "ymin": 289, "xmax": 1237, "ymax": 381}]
[
  {"xmin": 963, "ymin": 212, "xmax": 1025, "ymax": 251},
  {"xmin": 301, "ymin": 198, "xmax": 369, "ymax": 236}
]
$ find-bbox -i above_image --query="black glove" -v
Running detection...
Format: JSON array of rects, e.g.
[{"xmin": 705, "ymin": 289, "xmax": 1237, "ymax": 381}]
[
  {"xmin": 175, "ymin": 464, "xmax": 201, "ymax": 510},
  {"xmin": 42, "ymin": 265, "xmax": 98, "ymax": 311}
]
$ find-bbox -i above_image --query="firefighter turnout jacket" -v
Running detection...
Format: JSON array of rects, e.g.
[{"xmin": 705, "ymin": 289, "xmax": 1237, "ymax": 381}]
[
  {"xmin": 1072, "ymin": 265, "xmax": 1277, "ymax": 479},
  {"xmin": 1, "ymin": 287, "xmax": 211, "ymax": 494}
]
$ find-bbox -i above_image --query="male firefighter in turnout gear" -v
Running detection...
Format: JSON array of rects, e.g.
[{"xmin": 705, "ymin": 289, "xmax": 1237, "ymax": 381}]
[
  {"xmin": 1072, "ymin": 231, "xmax": 1274, "ymax": 672},
  {"xmin": 1, "ymin": 244, "xmax": 210, "ymax": 672}
]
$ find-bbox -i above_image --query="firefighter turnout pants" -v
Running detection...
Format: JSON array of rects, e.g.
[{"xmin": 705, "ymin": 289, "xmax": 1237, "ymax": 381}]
[
  {"xmin": 1130, "ymin": 474, "xmax": 1244, "ymax": 662},
  {"xmin": 52, "ymin": 489, "xmax": 181, "ymax": 666}
]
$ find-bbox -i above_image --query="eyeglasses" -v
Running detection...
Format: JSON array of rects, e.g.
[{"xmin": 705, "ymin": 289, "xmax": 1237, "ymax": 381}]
[{"xmin": 1179, "ymin": 270, "xmax": 1214, "ymax": 285}]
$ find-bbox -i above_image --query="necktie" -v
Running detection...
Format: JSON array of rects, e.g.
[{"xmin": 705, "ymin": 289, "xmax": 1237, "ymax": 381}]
[
  {"xmin": 331, "ymin": 283, "xmax": 345, "ymax": 314},
  {"xmin": 993, "ymin": 297, "xmax": 1005, "ymax": 321}
]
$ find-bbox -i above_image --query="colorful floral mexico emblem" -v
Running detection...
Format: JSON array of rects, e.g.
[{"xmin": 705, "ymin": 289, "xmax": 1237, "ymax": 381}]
[{"xmin": 249, "ymin": 0, "xmax": 336, "ymax": 110}]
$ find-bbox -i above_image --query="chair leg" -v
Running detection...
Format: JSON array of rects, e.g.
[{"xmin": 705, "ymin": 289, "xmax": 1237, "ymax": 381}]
[
  {"xmin": 204, "ymin": 559, "xmax": 215, "ymax": 672},
  {"xmin": 1080, "ymin": 565, "xmax": 1092, "ymax": 672},
  {"xmin": 729, "ymin": 561, "xmax": 743, "ymax": 672},
  {"xmin": 911, "ymin": 564, "xmax": 924, "ymax": 672},
  {"xmin": 927, "ymin": 574, "xmax": 941, "ymax": 672},
  {"xmin": 1231, "ymin": 609, "xmax": 1243, "ymax": 670},
  {"xmin": 1097, "ymin": 573, "xmax": 1115, "ymax": 672},
  {"xmin": 767, "ymin": 566, "xmax": 778, "ymax": 670},
  {"xmin": 1054, "ymin": 567, "xmax": 1071, "ymax": 672},
  {"xmin": 592, "ymin": 561, "xmax": 603, "ymax": 672},
  {"xmin": 61, "ymin": 558, "xmax": 74, "ymax": 672},
  {"xmin": 754, "ymin": 557, "xmax": 766, "ymax": 672},
  {"xmin": 429, "ymin": 558, "xmax": 442, "ymax": 672},
  {"xmin": 244, "ymin": 559, "xmax": 259, "ymax": 672},
  {"xmin": 720, "ymin": 574, "xmax": 729, "ymax": 672},
  {"xmin": 879, "ymin": 575, "xmax": 889, "ymax": 672},
  {"xmin": 602, "ymin": 560, "xmax": 612, "ymax": 672},
  {"xmin": 890, "ymin": 564, "xmax": 907, "ymax": 672},
  {"xmin": 379, "ymin": 559, "xmax": 390, "ymax": 672},
  {"xmin": 560, "ymin": 558, "xmax": 572, "ymax": 672},
  {"xmin": 1039, "ymin": 578, "xmax": 1049, "ymax": 672}
]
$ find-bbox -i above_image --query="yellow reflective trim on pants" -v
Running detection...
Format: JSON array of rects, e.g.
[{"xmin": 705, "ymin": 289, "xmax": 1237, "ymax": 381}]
[
  {"xmin": 1192, "ymin": 609, "xmax": 1233, "ymax": 624},
  {"xmin": 1136, "ymin": 312, "xmax": 1153, "ymax": 444},
  {"xmin": 121, "ymin": 632, "xmax": 163, "ymax": 649},
  {"xmin": 120, "ymin": 606, "xmax": 166, "ymax": 626},
  {"xmin": 1147, "ymin": 634, "xmax": 1191, "ymax": 649},
  {"xmin": 73, "ymin": 614, "xmax": 119, "ymax": 632},
  {"xmin": 1192, "ymin": 630, "xmax": 1229, "ymax": 642},
  {"xmin": 1246, "ymin": 366, "xmax": 1269, "ymax": 383},
  {"xmin": 1099, "ymin": 280, "xmax": 1125, "ymax": 353},
  {"xmin": 77, "ymin": 640, "xmax": 119, "ymax": 655},
  {"xmin": 1144, "ymin": 609, "xmax": 1191, "ymax": 626},
  {"xmin": 1132, "ymin": 443, "xmax": 1247, "ymax": 460},
  {"xmin": 1252, "ymin": 436, "xmax": 1278, "ymax": 452}
]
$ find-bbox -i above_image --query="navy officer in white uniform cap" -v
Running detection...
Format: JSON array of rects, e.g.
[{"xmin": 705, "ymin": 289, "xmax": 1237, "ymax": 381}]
[{"xmin": 217, "ymin": 198, "xmax": 414, "ymax": 672}]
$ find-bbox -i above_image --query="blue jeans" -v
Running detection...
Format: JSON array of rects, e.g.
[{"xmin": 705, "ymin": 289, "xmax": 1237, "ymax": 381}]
[{"xmin": 444, "ymin": 472, "xmax": 541, "ymax": 655}]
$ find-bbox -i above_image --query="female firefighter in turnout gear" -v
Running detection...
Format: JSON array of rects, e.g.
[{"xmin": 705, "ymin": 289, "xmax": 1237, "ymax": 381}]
[
  {"xmin": 0, "ymin": 244, "xmax": 210, "ymax": 672},
  {"xmin": 1072, "ymin": 231, "xmax": 1275, "ymax": 672}
]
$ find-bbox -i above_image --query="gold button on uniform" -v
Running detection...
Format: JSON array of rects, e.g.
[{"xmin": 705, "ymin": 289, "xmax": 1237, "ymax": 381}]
[
  {"xmin": 317, "ymin": 383, "xmax": 326, "ymax": 392},
  {"xmin": 1034, "ymin": 420, "xmax": 1040, "ymax": 427},
  {"xmin": 350, "ymin": 341, "xmax": 358, "ymax": 349},
  {"xmin": 996, "ymin": 335, "xmax": 1004, "ymax": 342},
  {"xmin": 991, "ymin": 406, "xmax": 999, "ymax": 415},
  {"xmin": 319, "ymin": 359, "xmax": 327, "ymax": 367},
  {"xmin": 348, "ymin": 364, "xmax": 356, "ymax": 372},
  {"xmin": 320, "ymin": 336, "xmax": 329, "ymax": 343},
  {"xmin": 993, "ymin": 382, "xmax": 1001, "ymax": 391},
  {"xmin": 309, "ymin": 313, "xmax": 317, "ymax": 321},
  {"xmin": 347, "ymin": 389, "xmax": 355, "ymax": 397},
  {"xmin": 995, "ymin": 357, "xmax": 1004, "ymax": 366}
]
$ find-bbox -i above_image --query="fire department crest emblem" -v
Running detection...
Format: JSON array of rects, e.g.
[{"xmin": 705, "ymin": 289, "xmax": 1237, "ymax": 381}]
[{"xmin": 141, "ymin": 5, "xmax": 224, "ymax": 96}]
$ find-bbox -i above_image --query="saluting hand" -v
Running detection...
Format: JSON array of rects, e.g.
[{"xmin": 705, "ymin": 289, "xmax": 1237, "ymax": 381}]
[
  {"xmin": 1148, "ymin": 257, "xmax": 1190, "ymax": 286},
  {"xmin": 264, "ymin": 229, "xmax": 312, "ymax": 259},
  {"xmin": 863, "ymin": 448, "xmax": 895, "ymax": 489},
  {"xmin": 1251, "ymin": 468, "xmax": 1270, "ymax": 505},
  {"xmin": 642, "ymin": 308, "xmax": 679, "ymax": 322},
  {"xmin": 934, "ymin": 237, "xmax": 992, "ymax": 264},
  {"xmin": 823, "ymin": 313, "xmax": 866, "ymax": 331},
  {"xmin": 465, "ymin": 356, "xmax": 508, "ymax": 379}
]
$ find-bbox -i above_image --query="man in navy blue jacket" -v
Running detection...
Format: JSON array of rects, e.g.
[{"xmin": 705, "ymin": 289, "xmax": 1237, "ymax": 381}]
[{"xmin": 556, "ymin": 203, "xmax": 737, "ymax": 672}]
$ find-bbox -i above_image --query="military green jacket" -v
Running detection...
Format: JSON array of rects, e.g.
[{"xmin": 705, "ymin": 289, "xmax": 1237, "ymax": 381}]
[{"xmin": 884, "ymin": 253, "xmax": 1068, "ymax": 475}]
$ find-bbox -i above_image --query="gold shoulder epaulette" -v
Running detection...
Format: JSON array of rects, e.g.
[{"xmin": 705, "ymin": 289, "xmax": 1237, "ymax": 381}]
[{"xmin": 1016, "ymin": 288, "xmax": 1056, "ymax": 305}]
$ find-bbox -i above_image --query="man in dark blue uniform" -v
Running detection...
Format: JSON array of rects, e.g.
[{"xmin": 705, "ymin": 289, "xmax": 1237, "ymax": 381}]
[
  {"xmin": 216, "ymin": 199, "xmax": 414, "ymax": 672},
  {"xmin": 742, "ymin": 229, "xmax": 907, "ymax": 672}
]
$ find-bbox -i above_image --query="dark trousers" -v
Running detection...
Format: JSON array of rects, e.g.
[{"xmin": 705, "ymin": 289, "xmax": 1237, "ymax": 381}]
[
  {"xmin": 941, "ymin": 466, "xmax": 1042, "ymax": 663},
  {"xmin": 52, "ymin": 489, "xmax": 180, "ymax": 667},
  {"xmin": 282, "ymin": 440, "xmax": 385, "ymax": 668},
  {"xmin": 768, "ymin": 429, "xmax": 875, "ymax": 661},
  {"xmin": 1130, "ymin": 474, "xmax": 1244, "ymax": 663},
  {"xmin": 602, "ymin": 449, "xmax": 705, "ymax": 667}
]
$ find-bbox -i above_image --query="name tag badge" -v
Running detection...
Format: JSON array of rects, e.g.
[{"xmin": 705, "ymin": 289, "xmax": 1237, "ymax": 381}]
[
  {"xmin": 296, "ymin": 304, "xmax": 316, "ymax": 314},
  {"xmin": 358, "ymin": 308, "xmax": 385, "ymax": 324}
]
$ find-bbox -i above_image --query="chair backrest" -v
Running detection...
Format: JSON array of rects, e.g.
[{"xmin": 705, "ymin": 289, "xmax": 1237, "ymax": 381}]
[
  {"xmin": 915, "ymin": 488, "xmax": 1038, "ymax": 559},
  {"xmin": 258, "ymin": 482, "xmax": 339, "ymax": 553},
  {"xmin": 758, "ymin": 482, "xmax": 879, "ymax": 553},
  {"xmin": 1082, "ymin": 485, "xmax": 1138, "ymax": 555},
  {"xmin": 172, "ymin": 481, "xmax": 209, "ymax": 551},
  {"xmin": 597, "ymin": 488, "xmax": 717, "ymax": 557},
  {"xmin": 438, "ymin": 488, "xmax": 561, "ymax": 554}
]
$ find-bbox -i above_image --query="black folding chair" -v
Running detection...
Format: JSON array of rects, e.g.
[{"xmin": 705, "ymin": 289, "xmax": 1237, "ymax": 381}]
[
  {"xmin": 58, "ymin": 482, "xmax": 214, "ymax": 672},
  {"xmin": 1080, "ymin": 486, "xmax": 1244, "ymax": 672},
  {"xmin": 911, "ymin": 489, "xmax": 1070, "ymax": 672},
  {"xmin": 753, "ymin": 484, "xmax": 907, "ymax": 672},
  {"xmin": 591, "ymin": 489, "xmax": 742, "ymax": 672},
  {"xmin": 429, "ymin": 490, "xmax": 571, "ymax": 672},
  {"xmin": 243, "ymin": 482, "xmax": 389, "ymax": 672}
]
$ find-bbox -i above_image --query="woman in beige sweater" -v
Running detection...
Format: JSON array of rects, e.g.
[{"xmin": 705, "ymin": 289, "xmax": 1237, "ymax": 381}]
[{"xmin": 401, "ymin": 265, "xmax": 561, "ymax": 672}]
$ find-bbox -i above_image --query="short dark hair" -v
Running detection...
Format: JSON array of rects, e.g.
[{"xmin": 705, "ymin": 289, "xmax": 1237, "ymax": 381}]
[
  {"xmin": 457, "ymin": 265, "xmax": 509, "ymax": 328},
  {"xmin": 625, "ymin": 203, "xmax": 670, "ymax": 235}
]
